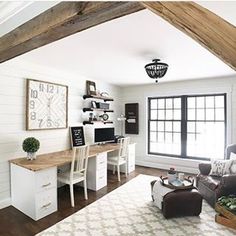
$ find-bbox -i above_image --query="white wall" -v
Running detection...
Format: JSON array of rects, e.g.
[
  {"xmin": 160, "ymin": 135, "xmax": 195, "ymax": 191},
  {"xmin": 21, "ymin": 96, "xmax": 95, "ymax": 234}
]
[
  {"xmin": 0, "ymin": 59, "xmax": 122, "ymax": 209},
  {"xmin": 121, "ymin": 76, "xmax": 236, "ymax": 174}
]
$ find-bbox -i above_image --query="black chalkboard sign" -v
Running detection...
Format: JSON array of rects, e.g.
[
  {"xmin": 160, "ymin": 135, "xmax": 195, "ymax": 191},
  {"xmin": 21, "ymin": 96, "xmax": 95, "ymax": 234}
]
[
  {"xmin": 70, "ymin": 126, "xmax": 85, "ymax": 147},
  {"xmin": 125, "ymin": 103, "xmax": 139, "ymax": 134}
]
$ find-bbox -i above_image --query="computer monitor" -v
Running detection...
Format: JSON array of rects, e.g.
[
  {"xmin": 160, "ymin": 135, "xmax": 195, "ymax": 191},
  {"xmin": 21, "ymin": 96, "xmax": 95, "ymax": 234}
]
[{"xmin": 94, "ymin": 127, "xmax": 115, "ymax": 143}]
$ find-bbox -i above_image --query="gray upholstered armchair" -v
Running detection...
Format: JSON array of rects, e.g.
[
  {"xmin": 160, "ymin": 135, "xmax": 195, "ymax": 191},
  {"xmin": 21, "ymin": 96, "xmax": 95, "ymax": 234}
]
[{"xmin": 196, "ymin": 144, "xmax": 236, "ymax": 208}]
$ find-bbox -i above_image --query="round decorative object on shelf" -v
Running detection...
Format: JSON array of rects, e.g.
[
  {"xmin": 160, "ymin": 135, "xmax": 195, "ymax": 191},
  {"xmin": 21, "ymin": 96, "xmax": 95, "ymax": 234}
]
[{"xmin": 101, "ymin": 113, "xmax": 109, "ymax": 121}]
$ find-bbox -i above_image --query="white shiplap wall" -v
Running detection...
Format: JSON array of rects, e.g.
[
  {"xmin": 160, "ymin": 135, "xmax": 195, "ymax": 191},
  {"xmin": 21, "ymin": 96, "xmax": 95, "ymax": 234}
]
[
  {"xmin": 121, "ymin": 76, "xmax": 236, "ymax": 174},
  {"xmin": 0, "ymin": 59, "xmax": 122, "ymax": 208}
]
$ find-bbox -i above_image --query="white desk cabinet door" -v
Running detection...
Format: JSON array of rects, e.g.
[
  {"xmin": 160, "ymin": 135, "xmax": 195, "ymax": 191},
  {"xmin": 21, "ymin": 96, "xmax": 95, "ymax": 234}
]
[
  {"xmin": 87, "ymin": 152, "xmax": 107, "ymax": 191},
  {"xmin": 11, "ymin": 164, "xmax": 57, "ymax": 221}
]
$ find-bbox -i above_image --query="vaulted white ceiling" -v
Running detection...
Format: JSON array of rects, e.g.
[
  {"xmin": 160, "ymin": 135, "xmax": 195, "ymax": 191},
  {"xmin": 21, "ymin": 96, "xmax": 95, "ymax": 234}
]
[{"xmin": 1, "ymin": 1, "xmax": 236, "ymax": 86}]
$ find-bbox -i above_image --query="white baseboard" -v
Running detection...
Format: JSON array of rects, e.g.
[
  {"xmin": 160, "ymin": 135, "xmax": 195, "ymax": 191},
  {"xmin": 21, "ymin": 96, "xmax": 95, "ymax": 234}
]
[
  {"xmin": 135, "ymin": 160, "xmax": 199, "ymax": 174},
  {"xmin": 0, "ymin": 198, "xmax": 11, "ymax": 209}
]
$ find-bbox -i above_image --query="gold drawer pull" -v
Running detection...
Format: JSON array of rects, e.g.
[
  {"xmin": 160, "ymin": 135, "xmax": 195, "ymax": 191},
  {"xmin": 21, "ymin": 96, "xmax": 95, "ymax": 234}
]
[
  {"xmin": 42, "ymin": 182, "xmax": 51, "ymax": 188},
  {"xmin": 41, "ymin": 202, "xmax": 51, "ymax": 209}
]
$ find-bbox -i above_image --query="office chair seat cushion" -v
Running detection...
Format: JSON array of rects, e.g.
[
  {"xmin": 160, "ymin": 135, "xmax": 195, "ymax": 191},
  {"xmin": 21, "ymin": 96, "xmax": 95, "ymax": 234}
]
[
  {"xmin": 58, "ymin": 171, "xmax": 85, "ymax": 184},
  {"xmin": 107, "ymin": 156, "xmax": 126, "ymax": 165}
]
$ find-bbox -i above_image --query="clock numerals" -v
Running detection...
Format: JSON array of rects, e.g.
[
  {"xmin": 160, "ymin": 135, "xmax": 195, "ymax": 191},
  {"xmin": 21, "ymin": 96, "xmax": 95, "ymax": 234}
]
[
  {"xmin": 38, "ymin": 119, "xmax": 43, "ymax": 128},
  {"xmin": 31, "ymin": 89, "xmax": 38, "ymax": 98},
  {"xmin": 29, "ymin": 100, "xmax": 35, "ymax": 109},
  {"xmin": 39, "ymin": 83, "xmax": 44, "ymax": 92},
  {"xmin": 47, "ymin": 119, "xmax": 52, "ymax": 127},
  {"xmin": 30, "ymin": 112, "xmax": 36, "ymax": 120},
  {"xmin": 47, "ymin": 84, "xmax": 54, "ymax": 93},
  {"xmin": 54, "ymin": 120, "xmax": 60, "ymax": 128}
]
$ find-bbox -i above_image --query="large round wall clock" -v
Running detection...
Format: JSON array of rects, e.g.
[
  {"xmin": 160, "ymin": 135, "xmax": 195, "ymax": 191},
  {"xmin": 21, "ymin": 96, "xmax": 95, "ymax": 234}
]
[{"xmin": 26, "ymin": 79, "xmax": 68, "ymax": 130}]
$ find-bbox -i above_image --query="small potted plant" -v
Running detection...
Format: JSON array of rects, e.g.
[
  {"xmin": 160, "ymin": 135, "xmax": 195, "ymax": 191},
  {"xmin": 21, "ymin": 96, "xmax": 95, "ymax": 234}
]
[{"xmin": 22, "ymin": 137, "xmax": 40, "ymax": 160}]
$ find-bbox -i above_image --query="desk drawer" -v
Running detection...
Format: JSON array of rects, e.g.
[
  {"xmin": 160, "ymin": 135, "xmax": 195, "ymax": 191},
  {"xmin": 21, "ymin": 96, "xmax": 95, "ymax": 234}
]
[
  {"xmin": 35, "ymin": 188, "xmax": 57, "ymax": 220},
  {"xmin": 35, "ymin": 167, "xmax": 57, "ymax": 193},
  {"xmin": 96, "ymin": 152, "xmax": 107, "ymax": 171},
  {"xmin": 96, "ymin": 169, "xmax": 107, "ymax": 190}
]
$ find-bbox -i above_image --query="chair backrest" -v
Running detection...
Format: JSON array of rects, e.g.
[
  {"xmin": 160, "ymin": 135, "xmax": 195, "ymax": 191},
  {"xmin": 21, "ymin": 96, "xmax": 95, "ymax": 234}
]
[
  {"xmin": 225, "ymin": 144, "xmax": 236, "ymax": 159},
  {"xmin": 118, "ymin": 137, "xmax": 130, "ymax": 159},
  {"xmin": 70, "ymin": 145, "xmax": 89, "ymax": 179}
]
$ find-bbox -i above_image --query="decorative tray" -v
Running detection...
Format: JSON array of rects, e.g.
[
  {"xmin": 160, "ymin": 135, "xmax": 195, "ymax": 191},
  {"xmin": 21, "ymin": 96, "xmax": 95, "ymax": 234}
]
[{"xmin": 160, "ymin": 176, "xmax": 194, "ymax": 190}]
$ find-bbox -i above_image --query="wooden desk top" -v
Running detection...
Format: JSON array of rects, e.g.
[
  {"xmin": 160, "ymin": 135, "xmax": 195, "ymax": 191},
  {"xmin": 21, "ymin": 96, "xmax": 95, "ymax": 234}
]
[{"xmin": 9, "ymin": 143, "xmax": 120, "ymax": 171}]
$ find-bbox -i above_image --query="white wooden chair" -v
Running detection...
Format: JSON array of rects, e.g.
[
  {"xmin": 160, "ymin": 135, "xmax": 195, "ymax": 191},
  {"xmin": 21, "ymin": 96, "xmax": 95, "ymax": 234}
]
[
  {"xmin": 107, "ymin": 137, "xmax": 130, "ymax": 181},
  {"xmin": 58, "ymin": 145, "xmax": 89, "ymax": 207}
]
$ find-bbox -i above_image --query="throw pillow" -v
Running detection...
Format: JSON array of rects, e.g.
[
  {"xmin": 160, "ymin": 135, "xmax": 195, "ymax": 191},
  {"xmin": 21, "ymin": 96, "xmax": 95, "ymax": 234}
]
[
  {"xmin": 230, "ymin": 152, "xmax": 236, "ymax": 174},
  {"xmin": 210, "ymin": 159, "xmax": 232, "ymax": 176}
]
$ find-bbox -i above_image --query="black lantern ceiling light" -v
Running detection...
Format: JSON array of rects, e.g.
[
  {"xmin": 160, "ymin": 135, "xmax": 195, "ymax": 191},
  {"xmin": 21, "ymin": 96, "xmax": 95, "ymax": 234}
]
[{"xmin": 145, "ymin": 59, "xmax": 168, "ymax": 83}]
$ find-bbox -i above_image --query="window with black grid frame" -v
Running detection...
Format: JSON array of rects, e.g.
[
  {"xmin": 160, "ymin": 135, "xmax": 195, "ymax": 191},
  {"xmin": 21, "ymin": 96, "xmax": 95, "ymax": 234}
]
[{"xmin": 148, "ymin": 94, "xmax": 226, "ymax": 160}]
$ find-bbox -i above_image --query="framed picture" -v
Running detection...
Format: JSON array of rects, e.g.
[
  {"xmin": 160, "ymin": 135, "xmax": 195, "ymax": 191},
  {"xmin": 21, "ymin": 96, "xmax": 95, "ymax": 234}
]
[
  {"xmin": 91, "ymin": 101, "xmax": 97, "ymax": 108},
  {"xmin": 86, "ymin": 80, "xmax": 96, "ymax": 95},
  {"xmin": 26, "ymin": 79, "xmax": 68, "ymax": 130}
]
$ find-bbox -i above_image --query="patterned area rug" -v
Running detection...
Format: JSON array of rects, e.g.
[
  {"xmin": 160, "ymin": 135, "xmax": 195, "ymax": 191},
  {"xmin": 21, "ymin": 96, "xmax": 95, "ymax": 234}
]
[{"xmin": 37, "ymin": 174, "xmax": 236, "ymax": 236}]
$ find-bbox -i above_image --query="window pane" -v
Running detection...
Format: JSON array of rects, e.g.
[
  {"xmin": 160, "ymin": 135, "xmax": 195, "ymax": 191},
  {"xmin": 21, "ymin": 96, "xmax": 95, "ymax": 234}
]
[
  {"xmin": 173, "ymin": 109, "xmax": 181, "ymax": 120},
  {"xmin": 173, "ymin": 122, "xmax": 181, "ymax": 132},
  {"xmin": 196, "ymin": 108, "xmax": 204, "ymax": 120},
  {"xmin": 158, "ymin": 99, "xmax": 165, "ymax": 109},
  {"xmin": 150, "ymin": 121, "xmax": 157, "ymax": 131},
  {"xmin": 188, "ymin": 109, "xmax": 195, "ymax": 120},
  {"xmin": 197, "ymin": 97, "xmax": 205, "ymax": 108},
  {"xmin": 151, "ymin": 110, "xmax": 157, "ymax": 119},
  {"xmin": 187, "ymin": 133, "xmax": 196, "ymax": 143},
  {"xmin": 150, "ymin": 132, "xmax": 156, "ymax": 142},
  {"xmin": 174, "ymin": 98, "xmax": 181, "ymax": 109},
  {"xmin": 206, "ymin": 109, "xmax": 214, "ymax": 120},
  {"xmin": 187, "ymin": 122, "xmax": 195, "ymax": 133},
  {"xmin": 188, "ymin": 97, "xmax": 195, "ymax": 108},
  {"xmin": 187, "ymin": 122, "xmax": 225, "ymax": 159},
  {"xmin": 196, "ymin": 122, "xmax": 204, "ymax": 133},
  {"xmin": 165, "ymin": 133, "xmax": 172, "ymax": 143},
  {"xmin": 206, "ymin": 96, "xmax": 214, "ymax": 108},
  {"xmin": 157, "ymin": 132, "xmax": 164, "ymax": 142},
  {"xmin": 151, "ymin": 99, "xmax": 157, "ymax": 109},
  {"xmin": 166, "ymin": 110, "xmax": 173, "ymax": 120},
  {"xmin": 158, "ymin": 110, "xmax": 165, "ymax": 120},
  {"xmin": 166, "ymin": 99, "xmax": 172, "ymax": 109},
  {"xmin": 215, "ymin": 96, "xmax": 224, "ymax": 108},
  {"xmin": 173, "ymin": 133, "xmax": 181, "ymax": 144},
  {"xmin": 158, "ymin": 122, "xmax": 164, "ymax": 131},
  {"xmin": 165, "ymin": 121, "xmax": 172, "ymax": 132},
  {"xmin": 215, "ymin": 108, "xmax": 224, "ymax": 120}
]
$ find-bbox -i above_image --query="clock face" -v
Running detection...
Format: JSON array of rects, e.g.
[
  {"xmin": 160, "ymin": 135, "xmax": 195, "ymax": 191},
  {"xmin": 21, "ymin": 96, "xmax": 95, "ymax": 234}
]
[{"xmin": 26, "ymin": 79, "xmax": 68, "ymax": 130}]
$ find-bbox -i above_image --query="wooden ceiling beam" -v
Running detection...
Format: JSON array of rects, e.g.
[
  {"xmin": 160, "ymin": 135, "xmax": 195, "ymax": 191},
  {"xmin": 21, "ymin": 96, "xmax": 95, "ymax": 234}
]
[
  {"xmin": 142, "ymin": 1, "xmax": 236, "ymax": 71},
  {"xmin": 0, "ymin": 1, "xmax": 144, "ymax": 63}
]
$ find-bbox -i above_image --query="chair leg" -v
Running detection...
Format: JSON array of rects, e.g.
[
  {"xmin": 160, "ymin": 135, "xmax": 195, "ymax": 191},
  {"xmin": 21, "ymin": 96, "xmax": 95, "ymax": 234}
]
[
  {"xmin": 125, "ymin": 162, "xmax": 128, "ymax": 177},
  {"xmin": 113, "ymin": 165, "xmax": 115, "ymax": 174},
  {"xmin": 69, "ymin": 184, "xmax": 75, "ymax": 207},
  {"xmin": 117, "ymin": 165, "xmax": 120, "ymax": 182},
  {"xmin": 84, "ymin": 179, "xmax": 88, "ymax": 200}
]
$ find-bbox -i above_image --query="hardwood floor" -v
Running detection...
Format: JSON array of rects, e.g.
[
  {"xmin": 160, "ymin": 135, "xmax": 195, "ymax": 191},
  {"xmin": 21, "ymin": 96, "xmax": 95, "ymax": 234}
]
[{"xmin": 0, "ymin": 166, "xmax": 166, "ymax": 236}]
